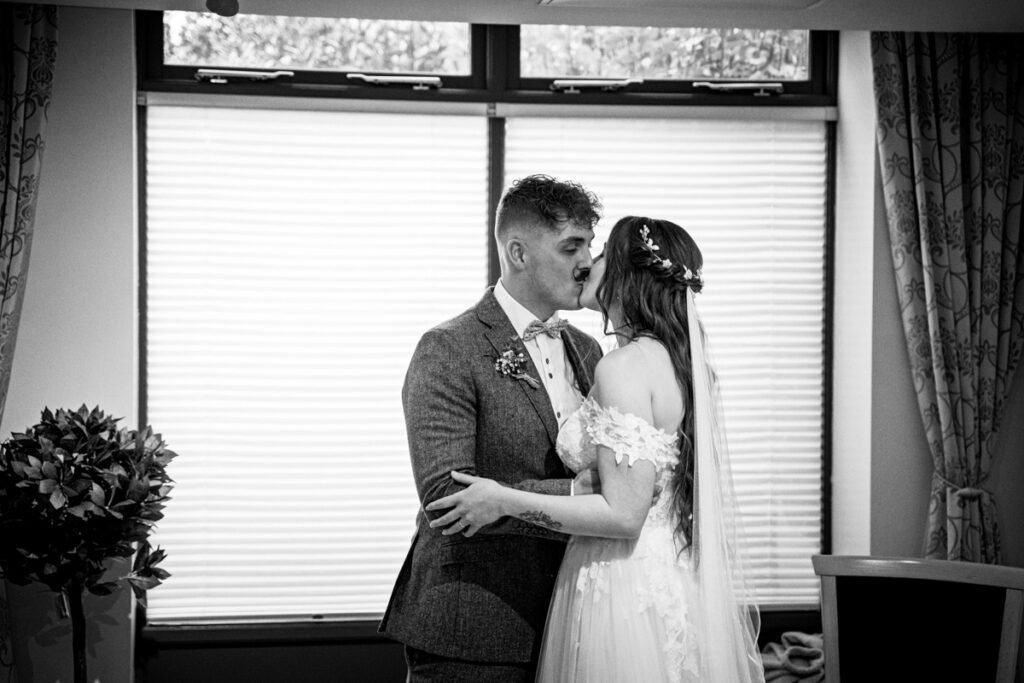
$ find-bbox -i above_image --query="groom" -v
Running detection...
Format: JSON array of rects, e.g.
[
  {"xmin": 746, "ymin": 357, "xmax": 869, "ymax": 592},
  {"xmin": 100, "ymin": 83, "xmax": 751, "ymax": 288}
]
[{"xmin": 379, "ymin": 174, "xmax": 604, "ymax": 681}]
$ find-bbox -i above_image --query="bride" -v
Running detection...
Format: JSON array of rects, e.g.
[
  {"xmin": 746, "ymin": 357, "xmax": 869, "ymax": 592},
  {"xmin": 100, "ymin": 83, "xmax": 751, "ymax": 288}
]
[{"xmin": 426, "ymin": 216, "xmax": 765, "ymax": 683}]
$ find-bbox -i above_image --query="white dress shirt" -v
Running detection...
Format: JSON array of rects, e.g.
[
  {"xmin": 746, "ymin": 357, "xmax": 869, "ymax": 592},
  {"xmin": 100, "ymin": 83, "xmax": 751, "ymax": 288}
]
[{"xmin": 494, "ymin": 281, "xmax": 583, "ymax": 427}]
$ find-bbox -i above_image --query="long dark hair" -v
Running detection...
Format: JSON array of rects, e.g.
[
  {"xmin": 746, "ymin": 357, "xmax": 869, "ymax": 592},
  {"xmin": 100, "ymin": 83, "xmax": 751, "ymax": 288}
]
[{"xmin": 595, "ymin": 216, "xmax": 704, "ymax": 551}]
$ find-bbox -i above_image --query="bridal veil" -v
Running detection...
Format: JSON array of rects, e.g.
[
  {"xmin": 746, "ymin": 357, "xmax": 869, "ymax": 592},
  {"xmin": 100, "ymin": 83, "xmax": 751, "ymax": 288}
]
[{"xmin": 686, "ymin": 287, "xmax": 765, "ymax": 683}]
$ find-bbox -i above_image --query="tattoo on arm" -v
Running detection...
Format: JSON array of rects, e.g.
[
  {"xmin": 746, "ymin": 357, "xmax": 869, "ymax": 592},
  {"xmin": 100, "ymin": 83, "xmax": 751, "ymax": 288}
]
[{"xmin": 518, "ymin": 510, "xmax": 563, "ymax": 531}]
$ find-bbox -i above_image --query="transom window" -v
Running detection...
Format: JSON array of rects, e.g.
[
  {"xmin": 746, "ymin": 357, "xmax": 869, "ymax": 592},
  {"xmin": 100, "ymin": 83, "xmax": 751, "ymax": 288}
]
[
  {"xmin": 163, "ymin": 12, "xmax": 472, "ymax": 74},
  {"xmin": 144, "ymin": 12, "xmax": 832, "ymax": 102},
  {"xmin": 519, "ymin": 25, "xmax": 810, "ymax": 80}
]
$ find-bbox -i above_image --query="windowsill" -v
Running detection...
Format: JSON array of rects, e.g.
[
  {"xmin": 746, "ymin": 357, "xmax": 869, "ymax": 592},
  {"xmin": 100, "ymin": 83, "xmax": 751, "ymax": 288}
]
[
  {"xmin": 141, "ymin": 606, "xmax": 822, "ymax": 649},
  {"xmin": 141, "ymin": 619, "xmax": 391, "ymax": 646}
]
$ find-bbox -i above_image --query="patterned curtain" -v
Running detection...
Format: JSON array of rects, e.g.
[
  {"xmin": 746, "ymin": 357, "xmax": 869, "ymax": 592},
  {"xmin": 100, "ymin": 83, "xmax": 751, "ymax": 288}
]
[
  {"xmin": 871, "ymin": 33, "xmax": 1024, "ymax": 563},
  {"xmin": 0, "ymin": 5, "xmax": 59, "ymax": 681},
  {"xmin": 1, "ymin": 5, "xmax": 57, "ymax": 413}
]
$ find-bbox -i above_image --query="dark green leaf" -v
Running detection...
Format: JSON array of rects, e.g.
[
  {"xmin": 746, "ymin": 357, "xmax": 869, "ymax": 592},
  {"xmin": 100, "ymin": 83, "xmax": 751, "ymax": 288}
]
[
  {"xmin": 89, "ymin": 482, "xmax": 105, "ymax": 507},
  {"xmin": 49, "ymin": 489, "xmax": 67, "ymax": 509},
  {"xmin": 126, "ymin": 575, "xmax": 161, "ymax": 591}
]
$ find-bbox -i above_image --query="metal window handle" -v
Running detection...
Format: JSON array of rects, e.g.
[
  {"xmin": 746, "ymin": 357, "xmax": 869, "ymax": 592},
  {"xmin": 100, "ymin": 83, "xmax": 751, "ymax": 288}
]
[
  {"xmin": 550, "ymin": 78, "xmax": 643, "ymax": 94},
  {"xmin": 693, "ymin": 81, "xmax": 784, "ymax": 96},
  {"xmin": 195, "ymin": 69, "xmax": 295, "ymax": 84},
  {"xmin": 347, "ymin": 73, "xmax": 443, "ymax": 90}
]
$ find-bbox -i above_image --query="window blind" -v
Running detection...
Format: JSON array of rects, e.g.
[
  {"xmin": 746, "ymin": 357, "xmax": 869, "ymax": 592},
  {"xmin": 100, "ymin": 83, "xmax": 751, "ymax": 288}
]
[
  {"xmin": 144, "ymin": 105, "xmax": 488, "ymax": 622},
  {"xmin": 145, "ymin": 105, "xmax": 826, "ymax": 623},
  {"xmin": 505, "ymin": 117, "xmax": 828, "ymax": 606}
]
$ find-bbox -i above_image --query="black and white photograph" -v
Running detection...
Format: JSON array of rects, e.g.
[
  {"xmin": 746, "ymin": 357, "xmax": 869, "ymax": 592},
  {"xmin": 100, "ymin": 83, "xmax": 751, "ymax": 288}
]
[{"xmin": 0, "ymin": 1, "xmax": 1022, "ymax": 681}]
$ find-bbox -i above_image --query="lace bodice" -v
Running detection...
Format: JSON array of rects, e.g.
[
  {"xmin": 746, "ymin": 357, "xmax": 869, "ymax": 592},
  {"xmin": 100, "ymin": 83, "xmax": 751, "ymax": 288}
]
[
  {"xmin": 557, "ymin": 396, "xmax": 679, "ymax": 472},
  {"xmin": 556, "ymin": 396, "xmax": 680, "ymax": 523}
]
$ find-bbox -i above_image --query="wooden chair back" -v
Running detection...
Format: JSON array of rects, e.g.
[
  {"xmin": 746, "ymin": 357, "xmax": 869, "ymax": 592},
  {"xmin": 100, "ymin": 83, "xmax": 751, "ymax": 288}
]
[{"xmin": 812, "ymin": 555, "xmax": 1024, "ymax": 683}]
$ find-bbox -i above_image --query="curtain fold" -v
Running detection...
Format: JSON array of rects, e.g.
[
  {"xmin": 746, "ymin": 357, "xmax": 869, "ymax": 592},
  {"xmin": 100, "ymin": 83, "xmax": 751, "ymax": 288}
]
[
  {"xmin": 0, "ymin": 5, "xmax": 58, "ymax": 680},
  {"xmin": 871, "ymin": 32, "xmax": 1024, "ymax": 563},
  {"xmin": 0, "ymin": 4, "xmax": 57, "ymax": 414}
]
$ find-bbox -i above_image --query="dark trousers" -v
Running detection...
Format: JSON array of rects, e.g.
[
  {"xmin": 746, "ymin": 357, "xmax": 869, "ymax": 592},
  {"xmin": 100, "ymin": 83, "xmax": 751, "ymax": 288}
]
[{"xmin": 405, "ymin": 645, "xmax": 535, "ymax": 683}]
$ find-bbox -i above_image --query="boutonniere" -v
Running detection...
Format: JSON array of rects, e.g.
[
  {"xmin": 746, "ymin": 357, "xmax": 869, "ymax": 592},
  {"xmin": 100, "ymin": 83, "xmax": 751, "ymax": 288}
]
[{"xmin": 493, "ymin": 336, "xmax": 540, "ymax": 390}]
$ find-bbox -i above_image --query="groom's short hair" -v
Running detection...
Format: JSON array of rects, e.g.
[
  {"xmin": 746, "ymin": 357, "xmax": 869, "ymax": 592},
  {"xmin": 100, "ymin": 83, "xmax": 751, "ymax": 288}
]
[{"xmin": 495, "ymin": 174, "xmax": 602, "ymax": 240}]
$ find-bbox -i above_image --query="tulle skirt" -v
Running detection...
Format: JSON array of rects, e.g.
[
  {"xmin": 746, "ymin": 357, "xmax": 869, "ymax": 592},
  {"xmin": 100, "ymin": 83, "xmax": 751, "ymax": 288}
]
[{"xmin": 535, "ymin": 523, "xmax": 702, "ymax": 683}]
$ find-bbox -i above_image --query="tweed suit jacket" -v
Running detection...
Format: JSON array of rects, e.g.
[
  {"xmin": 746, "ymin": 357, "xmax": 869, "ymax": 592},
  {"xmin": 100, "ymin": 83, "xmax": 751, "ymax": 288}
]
[{"xmin": 378, "ymin": 287, "xmax": 603, "ymax": 664}]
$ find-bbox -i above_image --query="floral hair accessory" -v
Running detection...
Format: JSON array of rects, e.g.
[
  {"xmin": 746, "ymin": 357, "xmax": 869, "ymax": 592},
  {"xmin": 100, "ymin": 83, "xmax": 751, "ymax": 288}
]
[
  {"xmin": 640, "ymin": 224, "xmax": 673, "ymax": 271},
  {"xmin": 494, "ymin": 337, "xmax": 540, "ymax": 389},
  {"xmin": 639, "ymin": 224, "xmax": 702, "ymax": 289}
]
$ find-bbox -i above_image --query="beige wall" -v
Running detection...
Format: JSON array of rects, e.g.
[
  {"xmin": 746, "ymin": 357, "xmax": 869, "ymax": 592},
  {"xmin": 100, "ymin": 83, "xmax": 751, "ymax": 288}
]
[
  {"xmin": 831, "ymin": 31, "xmax": 875, "ymax": 556},
  {"xmin": 2, "ymin": 8, "xmax": 137, "ymax": 434},
  {"xmin": 992, "ymin": 364, "xmax": 1024, "ymax": 568},
  {"xmin": 3, "ymin": 9, "xmax": 1023, "ymax": 683},
  {"xmin": 870, "ymin": 155, "xmax": 936, "ymax": 556}
]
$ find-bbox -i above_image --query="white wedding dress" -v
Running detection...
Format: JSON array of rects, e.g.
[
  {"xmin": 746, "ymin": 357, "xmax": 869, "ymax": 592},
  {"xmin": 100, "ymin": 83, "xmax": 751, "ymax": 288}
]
[
  {"xmin": 535, "ymin": 392, "xmax": 765, "ymax": 683},
  {"xmin": 536, "ymin": 290, "xmax": 764, "ymax": 683},
  {"xmin": 535, "ymin": 396, "xmax": 702, "ymax": 683}
]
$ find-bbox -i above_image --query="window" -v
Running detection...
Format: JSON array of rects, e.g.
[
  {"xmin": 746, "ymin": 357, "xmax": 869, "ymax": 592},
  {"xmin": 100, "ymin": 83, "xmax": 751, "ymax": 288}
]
[
  {"xmin": 519, "ymin": 26, "xmax": 810, "ymax": 80},
  {"xmin": 163, "ymin": 12, "xmax": 472, "ymax": 74},
  {"xmin": 144, "ymin": 105, "xmax": 487, "ymax": 621},
  {"xmin": 139, "ymin": 11, "xmax": 836, "ymax": 625},
  {"xmin": 510, "ymin": 23, "xmax": 832, "ymax": 100}
]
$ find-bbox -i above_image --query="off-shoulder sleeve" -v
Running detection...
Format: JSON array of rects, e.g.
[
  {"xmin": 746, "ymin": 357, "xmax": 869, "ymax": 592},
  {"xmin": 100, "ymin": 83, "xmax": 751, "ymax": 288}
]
[{"xmin": 582, "ymin": 397, "xmax": 680, "ymax": 470}]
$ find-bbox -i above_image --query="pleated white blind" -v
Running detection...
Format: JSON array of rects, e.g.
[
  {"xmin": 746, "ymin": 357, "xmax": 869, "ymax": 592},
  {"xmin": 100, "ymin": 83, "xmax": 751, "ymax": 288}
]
[
  {"xmin": 506, "ymin": 117, "xmax": 827, "ymax": 606},
  {"xmin": 144, "ymin": 105, "xmax": 488, "ymax": 622},
  {"xmin": 146, "ymin": 105, "xmax": 826, "ymax": 623}
]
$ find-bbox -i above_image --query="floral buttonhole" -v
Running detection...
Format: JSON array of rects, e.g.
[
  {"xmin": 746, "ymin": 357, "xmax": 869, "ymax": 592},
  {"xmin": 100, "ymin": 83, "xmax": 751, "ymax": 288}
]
[{"xmin": 493, "ymin": 336, "xmax": 540, "ymax": 390}]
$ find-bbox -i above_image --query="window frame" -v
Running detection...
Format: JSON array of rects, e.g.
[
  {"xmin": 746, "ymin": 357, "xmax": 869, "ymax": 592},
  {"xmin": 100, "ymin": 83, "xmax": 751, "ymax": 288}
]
[
  {"xmin": 137, "ymin": 12, "xmax": 488, "ymax": 95},
  {"xmin": 135, "ymin": 7, "xmax": 836, "ymax": 669},
  {"xmin": 509, "ymin": 25, "xmax": 835, "ymax": 102},
  {"xmin": 137, "ymin": 13, "xmax": 837, "ymax": 108}
]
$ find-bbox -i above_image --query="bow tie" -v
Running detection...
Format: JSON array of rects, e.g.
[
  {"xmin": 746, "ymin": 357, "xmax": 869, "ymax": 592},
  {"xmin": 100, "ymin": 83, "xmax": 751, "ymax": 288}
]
[{"xmin": 522, "ymin": 318, "xmax": 569, "ymax": 342}]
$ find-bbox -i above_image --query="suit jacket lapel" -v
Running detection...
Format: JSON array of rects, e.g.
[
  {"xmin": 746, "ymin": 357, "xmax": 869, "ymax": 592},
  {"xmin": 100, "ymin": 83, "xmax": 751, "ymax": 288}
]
[{"xmin": 478, "ymin": 290, "xmax": 560, "ymax": 445}]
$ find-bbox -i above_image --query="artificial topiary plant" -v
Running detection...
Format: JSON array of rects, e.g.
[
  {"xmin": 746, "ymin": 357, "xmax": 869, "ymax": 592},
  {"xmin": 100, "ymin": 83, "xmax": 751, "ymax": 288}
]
[{"xmin": 0, "ymin": 405, "xmax": 175, "ymax": 683}]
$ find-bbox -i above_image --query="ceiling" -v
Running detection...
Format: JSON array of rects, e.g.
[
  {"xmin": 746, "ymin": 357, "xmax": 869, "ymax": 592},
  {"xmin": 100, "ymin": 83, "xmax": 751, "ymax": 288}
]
[{"xmin": 12, "ymin": 0, "xmax": 1024, "ymax": 31}]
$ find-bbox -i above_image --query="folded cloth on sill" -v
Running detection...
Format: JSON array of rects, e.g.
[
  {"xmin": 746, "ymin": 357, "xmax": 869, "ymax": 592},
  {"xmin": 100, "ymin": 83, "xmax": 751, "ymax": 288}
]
[{"xmin": 760, "ymin": 631, "xmax": 824, "ymax": 683}]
